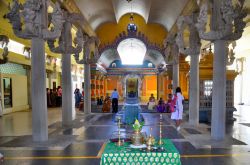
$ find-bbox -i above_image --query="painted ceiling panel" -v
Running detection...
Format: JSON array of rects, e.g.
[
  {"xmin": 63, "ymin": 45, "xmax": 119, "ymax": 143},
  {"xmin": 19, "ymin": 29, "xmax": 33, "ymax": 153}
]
[
  {"xmin": 74, "ymin": 0, "xmax": 116, "ymax": 30},
  {"xmin": 148, "ymin": 0, "xmax": 189, "ymax": 31},
  {"xmin": 74, "ymin": 0, "xmax": 189, "ymax": 31},
  {"xmin": 112, "ymin": 0, "xmax": 152, "ymax": 22}
]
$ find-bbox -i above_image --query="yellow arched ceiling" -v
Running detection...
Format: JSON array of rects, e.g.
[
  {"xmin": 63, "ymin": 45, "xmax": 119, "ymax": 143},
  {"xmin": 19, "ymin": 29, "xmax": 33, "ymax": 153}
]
[{"xmin": 96, "ymin": 13, "xmax": 168, "ymax": 48}]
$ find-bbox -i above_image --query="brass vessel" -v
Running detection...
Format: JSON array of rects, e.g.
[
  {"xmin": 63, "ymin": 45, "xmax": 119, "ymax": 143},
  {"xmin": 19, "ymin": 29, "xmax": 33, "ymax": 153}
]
[
  {"xmin": 131, "ymin": 130, "xmax": 144, "ymax": 146},
  {"xmin": 146, "ymin": 128, "xmax": 155, "ymax": 151}
]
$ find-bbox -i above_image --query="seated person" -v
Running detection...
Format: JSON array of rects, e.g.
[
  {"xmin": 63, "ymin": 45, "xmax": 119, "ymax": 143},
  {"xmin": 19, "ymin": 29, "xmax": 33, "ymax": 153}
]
[
  {"xmin": 157, "ymin": 97, "xmax": 165, "ymax": 113},
  {"xmin": 102, "ymin": 94, "xmax": 111, "ymax": 113},
  {"xmin": 165, "ymin": 93, "xmax": 172, "ymax": 113},
  {"xmin": 96, "ymin": 96, "xmax": 103, "ymax": 106},
  {"xmin": 128, "ymin": 91, "xmax": 135, "ymax": 98},
  {"xmin": 148, "ymin": 93, "xmax": 156, "ymax": 110},
  {"xmin": 79, "ymin": 96, "xmax": 84, "ymax": 111}
]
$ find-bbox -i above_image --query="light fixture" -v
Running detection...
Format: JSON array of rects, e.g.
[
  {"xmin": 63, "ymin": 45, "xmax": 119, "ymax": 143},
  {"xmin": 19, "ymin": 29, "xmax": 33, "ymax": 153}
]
[
  {"xmin": 117, "ymin": 38, "xmax": 146, "ymax": 65},
  {"xmin": 23, "ymin": 46, "xmax": 31, "ymax": 59},
  {"xmin": 130, "ymin": 13, "xmax": 134, "ymax": 22}
]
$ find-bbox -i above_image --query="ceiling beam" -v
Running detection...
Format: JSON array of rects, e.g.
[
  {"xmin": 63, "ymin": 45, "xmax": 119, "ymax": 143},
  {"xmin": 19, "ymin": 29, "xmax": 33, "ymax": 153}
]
[{"xmin": 61, "ymin": 0, "xmax": 96, "ymax": 36}]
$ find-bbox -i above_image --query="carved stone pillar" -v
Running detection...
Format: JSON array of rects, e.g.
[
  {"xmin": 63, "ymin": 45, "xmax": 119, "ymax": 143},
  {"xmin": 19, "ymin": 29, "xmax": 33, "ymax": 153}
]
[
  {"xmin": 163, "ymin": 34, "xmax": 180, "ymax": 93},
  {"xmin": 47, "ymin": 70, "xmax": 52, "ymax": 89},
  {"xmin": 211, "ymin": 40, "xmax": 227, "ymax": 140},
  {"xmin": 23, "ymin": 65, "xmax": 32, "ymax": 108},
  {"xmin": 172, "ymin": 61, "xmax": 179, "ymax": 92},
  {"xmin": 157, "ymin": 74, "xmax": 160, "ymax": 100},
  {"xmin": 189, "ymin": 54, "xmax": 199, "ymax": 126},
  {"xmin": 176, "ymin": 13, "xmax": 201, "ymax": 126},
  {"xmin": 74, "ymin": 36, "xmax": 100, "ymax": 114},
  {"xmin": 196, "ymin": 0, "xmax": 246, "ymax": 140},
  {"xmin": 61, "ymin": 22, "xmax": 74, "ymax": 126},
  {"xmin": 0, "ymin": 35, "xmax": 9, "ymax": 64},
  {"xmin": 47, "ymin": 12, "xmax": 85, "ymax": 126},
  {"xmin": 31, "ymin": 38, "xmax": 48, "ymax": 141},
  {"xmin": 100, "ymin": 77, "xmax": 104, "ymax": 97},
  {"xmin": 5, "ymin": 0, "xmax": 64, "ymax": 142},
  {"xmin": 84, "ymin": 64, "xmax": 91, "ymax": 113}
]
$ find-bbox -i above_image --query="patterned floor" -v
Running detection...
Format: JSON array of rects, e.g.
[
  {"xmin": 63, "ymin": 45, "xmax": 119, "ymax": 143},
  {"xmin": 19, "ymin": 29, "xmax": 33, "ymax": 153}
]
[{"xmin": 0, "ymin": 105, "xmax": 250, "ymax": 165}]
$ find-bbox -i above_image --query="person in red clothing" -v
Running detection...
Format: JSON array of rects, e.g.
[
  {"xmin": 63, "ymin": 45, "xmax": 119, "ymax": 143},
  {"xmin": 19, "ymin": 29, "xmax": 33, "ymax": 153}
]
[
  {"xmin": 56, "ymin": 86, "xmax": 62, "ymax": 107},
  {"xmin": 82, "ymin": 88, "xmax": 84, "ymax": 98}
]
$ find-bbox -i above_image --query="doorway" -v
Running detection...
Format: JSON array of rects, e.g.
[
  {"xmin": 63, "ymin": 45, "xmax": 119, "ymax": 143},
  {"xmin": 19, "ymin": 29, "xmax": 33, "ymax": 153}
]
[
  {"xmin": 126, "ymin": 78, "xmax": 138, "ymax": 98},
  {"xmin": 3, "ymin": 77, "xmax": 12, "ymax": 108}
]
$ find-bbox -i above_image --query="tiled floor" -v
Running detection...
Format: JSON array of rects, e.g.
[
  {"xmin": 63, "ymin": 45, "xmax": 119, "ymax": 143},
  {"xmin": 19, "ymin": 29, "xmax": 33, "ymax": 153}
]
[{"xmin": 0, "ymin": 105, "xmax": 250, "ymax": 164}]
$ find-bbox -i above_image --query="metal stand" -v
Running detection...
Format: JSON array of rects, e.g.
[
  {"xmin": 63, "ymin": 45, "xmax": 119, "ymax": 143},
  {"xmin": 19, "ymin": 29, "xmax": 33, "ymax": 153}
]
[
  {"xmin": 116, "ymin": 116, "xmax": 123, "ymax": 146},
  {"xmin": 158, "ymin": 114, "xmax": 164, "ymax": 145}
]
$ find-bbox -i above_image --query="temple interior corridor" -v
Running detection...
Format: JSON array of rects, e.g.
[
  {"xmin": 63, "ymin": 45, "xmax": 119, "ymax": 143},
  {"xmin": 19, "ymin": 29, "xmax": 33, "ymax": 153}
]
[{"xmin": 1, "ymin": 0, "xmax": 250, "ymax": 164}]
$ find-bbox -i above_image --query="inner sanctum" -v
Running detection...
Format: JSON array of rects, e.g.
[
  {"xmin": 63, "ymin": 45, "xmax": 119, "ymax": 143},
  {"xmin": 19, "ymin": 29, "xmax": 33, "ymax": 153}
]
[{"xmin": 0, "ymin": 0, "xmax": 250, "ymax": 164}]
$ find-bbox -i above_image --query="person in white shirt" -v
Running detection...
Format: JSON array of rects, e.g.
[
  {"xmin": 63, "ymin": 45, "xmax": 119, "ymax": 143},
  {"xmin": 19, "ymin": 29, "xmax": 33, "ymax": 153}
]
[
  {"xmin": 111, "ymin": 89, "xmax": 119, "ymax": 113},
  {"xmin": 171, "ymin": 87, "xmax": 184, "ymax": 131}
]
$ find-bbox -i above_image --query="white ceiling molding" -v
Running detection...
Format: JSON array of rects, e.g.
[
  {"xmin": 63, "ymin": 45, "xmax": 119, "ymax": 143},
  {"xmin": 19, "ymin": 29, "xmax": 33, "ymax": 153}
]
[
  {"xmin": 148, "ymin": 0, "xmax": 189, "ymax": 31},
  {"xmin": 74, "ymin": 0, "xmax": 116, "ymax": 30},
  {"xmin": 74, "ymin": 0, "xmax": 189, "ymax": 31},
  {"xmin": 112, "ymin": 0, "xmax": 152, "ymax": 23}
]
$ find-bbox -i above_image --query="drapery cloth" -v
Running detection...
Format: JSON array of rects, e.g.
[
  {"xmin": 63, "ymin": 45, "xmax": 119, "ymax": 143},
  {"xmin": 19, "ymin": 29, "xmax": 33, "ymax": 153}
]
[
  {"xmin": 100, "ymin": 139, "xmax": 181, "ymax": 165},
  {"xmin": 123, "ymin": 104, "xmax": 140, "ymax": 124}
]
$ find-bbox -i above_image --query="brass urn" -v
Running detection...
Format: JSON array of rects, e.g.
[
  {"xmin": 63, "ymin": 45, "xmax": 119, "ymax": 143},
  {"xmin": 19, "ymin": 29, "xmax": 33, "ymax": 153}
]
[
  {"xmin": 131, "ymin": 130, "xmax": 144, "ymax": 146},
  {"xmin": 146, "ymin": 128, "xmax": 155, "ymax": 151}
]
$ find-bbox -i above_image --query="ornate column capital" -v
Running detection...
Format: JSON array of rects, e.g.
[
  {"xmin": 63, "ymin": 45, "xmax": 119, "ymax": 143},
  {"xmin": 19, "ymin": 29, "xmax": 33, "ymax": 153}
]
[
  {"xmin": 163, "ymin": 33, "xmax": 179, "ymax": 65},
  {"xmin": 0, "ymin": 35, "xmax": 9, "ymax": 64},
  {"xmin": 176, "ymin": 12, "xmax": 201, "ymax": 56},
  {"xmin": 74, "ymin": 35, "xmax": 100, "ymax": 65},
  {"xmin": 4, "ymin": 0, "xmax": 65, "ymax": 40},
  {"xmin": 47, "ymin": 11, "xmax": 85, "ymax": 55},
  {"xmin": 196, "ymin": 0, "xmax": 247, "ymax": 41},
  {"xmin": 23, "ymin": 65, "xmax": 31, "ymax": 70}
]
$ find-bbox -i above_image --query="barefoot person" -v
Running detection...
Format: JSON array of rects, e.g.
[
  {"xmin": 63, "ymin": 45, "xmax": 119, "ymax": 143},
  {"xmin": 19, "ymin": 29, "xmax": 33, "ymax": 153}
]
[{"xmin": 171, "ymin": 87, "xmax": 184, "ymax": 131}]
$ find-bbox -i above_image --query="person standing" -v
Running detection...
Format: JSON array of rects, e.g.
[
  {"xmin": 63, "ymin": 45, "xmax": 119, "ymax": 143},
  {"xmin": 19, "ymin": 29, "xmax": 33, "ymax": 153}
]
[
  {"xmin": 0, "ymin": 91, "xmax": 3, "ymax": 117},
  {"xmin": 74, "ymin": 88, "xmax": 81, "ymax": 108},
  {"xmin": 171, "ymin": 87, "xmax": 184, "ymax": 131},
  {"xmin": 111, "ymin": 89, "xmax": 119, "ymax": 113}
]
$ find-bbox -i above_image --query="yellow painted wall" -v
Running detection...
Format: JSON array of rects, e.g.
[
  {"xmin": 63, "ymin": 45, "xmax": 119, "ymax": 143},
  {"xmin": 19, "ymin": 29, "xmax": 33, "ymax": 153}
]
[
  {"xmin": 141, "ymin": 75, "xmax": 157, "ymax": 102},
  {"xmin": 96, "ymin": 14, "xmax": 167, "ymax": 47}
]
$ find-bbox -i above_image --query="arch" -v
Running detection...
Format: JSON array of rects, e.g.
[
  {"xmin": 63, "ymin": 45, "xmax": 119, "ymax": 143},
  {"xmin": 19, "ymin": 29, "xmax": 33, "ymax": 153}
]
[{"xmin": 122, "ymin": 74, "xmax": 143, "ymax": 98}]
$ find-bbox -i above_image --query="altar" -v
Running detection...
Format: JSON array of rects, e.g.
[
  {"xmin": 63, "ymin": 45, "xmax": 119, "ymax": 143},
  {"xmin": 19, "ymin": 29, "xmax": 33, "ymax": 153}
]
[
  {"xmin": 123, "ymin": 104, "xmax": 141, "ymax": 124},
  {"xmin": 100, "ymin": 139, "xmax": 181, "ymax": 165}
]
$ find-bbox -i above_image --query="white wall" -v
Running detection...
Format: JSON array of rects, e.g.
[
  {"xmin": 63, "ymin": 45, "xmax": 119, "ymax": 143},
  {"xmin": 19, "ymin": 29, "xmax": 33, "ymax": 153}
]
[
  {"xmin": 234, "ymin": 25, "xmax": 250, "ymax": 106},
  {"xmin": 1, "ymin": 73, "xmax": 29, "ymax": 114}
]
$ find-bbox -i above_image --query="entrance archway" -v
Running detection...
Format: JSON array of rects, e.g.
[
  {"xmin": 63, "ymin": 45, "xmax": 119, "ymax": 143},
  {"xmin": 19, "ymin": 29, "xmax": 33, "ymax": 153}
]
[{"xmin": 122, "ymin": 74, "xmax": 142, "ymax": 98}]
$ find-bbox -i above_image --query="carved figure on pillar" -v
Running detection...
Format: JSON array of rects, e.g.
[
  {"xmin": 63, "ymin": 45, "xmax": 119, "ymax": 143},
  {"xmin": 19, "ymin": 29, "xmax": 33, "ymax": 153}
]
[
  {"xmin": 4, "ymin": 0, "xmax": 65, "ymax": 142},
  {"xmin": 4, "ymin": 0, "xmax": 64, "ymax": 40},
  {"xmin": 196, "ymin": 0, "xmax": 246, "ymax": 41},
  {"xmin": 163, "ymin": 33, "xmax": 179, "ymax": 65},
  {"xmin": 74, "ymin": 36, "xmax": 100, "ymax": 65},
  {"xmin": 47, "ymin": 12, "xmax": 84, "ymax": 55},
  {"xmin": 176, "ymin": 12, "xmax": 201, "ymax": 55},
  {"xmin": 176, "ymin": 12, "xmax": 202, "ymax": 126},
  {"xmin": 196, "ymin": 0, "xmax": 247, "ymax": 140},
  {"xmin": 0, "ymin": 35, "xmax": 9, "ymax": 64}
]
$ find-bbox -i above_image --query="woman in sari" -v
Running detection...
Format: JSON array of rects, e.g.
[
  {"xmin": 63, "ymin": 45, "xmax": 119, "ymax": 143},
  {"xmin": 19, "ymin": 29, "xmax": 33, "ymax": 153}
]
[
  {"xmin": 157, "ymin": 97, "xmax": 165, "ymax": 113},
  {"xmin": 102, "ymin": 94, "xmax": 111, "ymax": 113}
]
